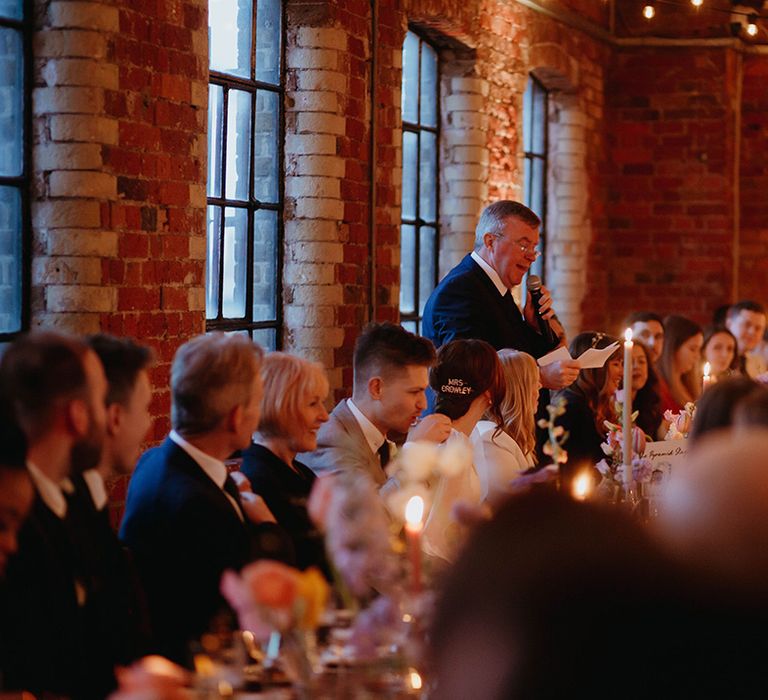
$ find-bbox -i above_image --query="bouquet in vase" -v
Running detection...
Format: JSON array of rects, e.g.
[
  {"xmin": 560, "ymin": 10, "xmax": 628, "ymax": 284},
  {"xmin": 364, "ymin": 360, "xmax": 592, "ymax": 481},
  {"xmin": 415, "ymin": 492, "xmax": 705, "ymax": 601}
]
[{"xmin": 664, "ymin": 402, "xmax": 696, "ymax": 440}]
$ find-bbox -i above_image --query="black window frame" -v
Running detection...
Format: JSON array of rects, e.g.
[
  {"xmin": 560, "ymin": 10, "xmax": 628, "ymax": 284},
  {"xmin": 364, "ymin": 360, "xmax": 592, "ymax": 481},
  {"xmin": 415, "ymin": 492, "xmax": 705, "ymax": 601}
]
[
  {"xmin": 0, "ymin": 0, "xmax": 32, "ymax": 342},
  {"xmin": 206, "ymin": 0, "xmax": 285, "ymax": 348},
  {"xmin": 399, "ymin": 29, "xmax": 440, "ymax": 335},
  {"xmin": 522, "ymin": 74, "xmax": 548, "ymax": 282}
]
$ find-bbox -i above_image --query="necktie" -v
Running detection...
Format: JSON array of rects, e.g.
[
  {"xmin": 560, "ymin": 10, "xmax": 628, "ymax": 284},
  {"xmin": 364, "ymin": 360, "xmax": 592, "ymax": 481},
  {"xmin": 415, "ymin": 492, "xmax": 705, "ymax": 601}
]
[
  {"xmin": 377, "ymin": 441, "xmax": 390, "ymax": 470},
  {"xmin": 223, "ymin": 474, "xmax": 245, "ymax": 519}
]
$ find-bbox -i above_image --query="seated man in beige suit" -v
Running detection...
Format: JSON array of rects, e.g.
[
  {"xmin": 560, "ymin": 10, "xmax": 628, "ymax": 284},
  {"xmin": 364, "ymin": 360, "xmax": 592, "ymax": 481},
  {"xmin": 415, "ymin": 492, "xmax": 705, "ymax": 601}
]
[{"xmin": 301, "ymin": 323, "xmax": 451, "ymax": 489}]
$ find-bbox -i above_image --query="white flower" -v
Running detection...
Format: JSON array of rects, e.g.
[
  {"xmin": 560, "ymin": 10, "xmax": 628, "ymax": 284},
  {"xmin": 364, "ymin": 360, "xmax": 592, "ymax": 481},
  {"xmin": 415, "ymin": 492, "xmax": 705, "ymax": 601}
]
[
  {"xmin": 601, "ymin": 442, "xmax": 614, "ymax": 456},
  {"xmin": 438, "ymin": 439, "xmax": 473, "ymax": 478},
  {"xmin": 397, "ymin": 440, "xmax": 439, "ymax": 482}
]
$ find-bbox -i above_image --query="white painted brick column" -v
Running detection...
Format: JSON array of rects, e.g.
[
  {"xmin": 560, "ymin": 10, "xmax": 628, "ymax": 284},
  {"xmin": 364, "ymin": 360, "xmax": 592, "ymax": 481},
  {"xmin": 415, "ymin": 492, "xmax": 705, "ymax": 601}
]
[
  {"xmin": 32, "ymin": 1, "xmax": 119, "ymax": 331},
  {"xmin": 439, "ymin": 76, "xmax": 490, "ymax": 276},
  {"xmin": 547, "ymin": 94, "xmax": 589, "ymax": 338},
  {"xmin": 284, "ymin": 26, "xmax": 350, "ymax": 390}
]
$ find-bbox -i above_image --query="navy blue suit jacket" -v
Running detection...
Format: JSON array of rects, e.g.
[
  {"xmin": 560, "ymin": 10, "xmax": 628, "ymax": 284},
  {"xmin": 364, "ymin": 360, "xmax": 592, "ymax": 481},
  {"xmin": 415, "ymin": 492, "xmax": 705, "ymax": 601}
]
[
  {"xmin": 422, "ymin": 253, "xmax": 554, "ymax": 357},
  {"xmin": 120, "ymin": 437, "xmax": 292, "ymax": 664}
]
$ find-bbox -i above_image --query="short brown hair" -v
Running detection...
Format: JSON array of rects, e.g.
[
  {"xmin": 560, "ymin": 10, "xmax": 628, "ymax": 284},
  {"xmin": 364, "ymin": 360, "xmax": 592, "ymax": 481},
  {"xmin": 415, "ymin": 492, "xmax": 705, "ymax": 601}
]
[
  {"xmin": 353, "ymin": 322, "xmax": 436, "ymax": 389},
  {"xmin": 87, "ymin": 334, "xmax": 153, "ymax": 407},
  {"xmin": 258, "ymin": 352, "xmax": 329, "ymax": 439},
  {"xmin": 171, "ymin": 333, "xmax": 263, "ymax": 436},
  {"xmin": 0, "ymin": 331, "xmax": 90, "ymax": 441}
]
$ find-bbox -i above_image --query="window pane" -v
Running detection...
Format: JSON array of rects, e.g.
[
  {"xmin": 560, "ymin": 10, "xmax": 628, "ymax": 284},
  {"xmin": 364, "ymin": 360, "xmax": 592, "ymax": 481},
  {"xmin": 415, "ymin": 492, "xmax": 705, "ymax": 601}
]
[
  {"xmin": 419, "ymin": 131, "xmax": 437, "ymax": 223},
  {"xmin": 0, "ymin": 0, "xmax": 21, "ymax": 20},
  {"xmin": 255, "ymin": 0, "xmax": 281, "ymax": 85},
  {"xmin": 253, "ymin": 90, "xmax": 279, "ymax": 203},
  {"xmin": 418, "ymin": 226, "xmax": 436, "ymax": 316},
  {"xmin": 207, "ymin": 85, "xmax": 223, "ymax": 198},
  {"xmin": 523, "ymin": 157, "xmax": 532, "ymax": 209},
  {"xmin": 522, "ymin": 80, "xmax": 532, "ymax": 153},
  {"xmin": 252, "ymin": 208, "xmax": 277, "ymax": 322},
  {"xmin": 402, "ymin": 320, "xmax": 417, "ymax": 335},
  {"xmin": 531, "ymin": 157, "xmax": 545, "ymax": 218},
  {"xmin": 402, "ymin": 131, "xmax": 417, "ymax": 221},
  {"xmin": 399, "ymin": 224, "xmax": 416, "ymax": 315},
  {"xmin": 0, "ymin": 186, "xmax": 21, "ymax": 333},
  {"xmin": 531, "ymin": 84, "xmax": 546, "ymax": 155},
  {"xmin": 225, "ymin": 89, "xmax": 252, "ymax": 201},
  {"xmin": 251, "ymin": 327, "xmax": 276, "ymax": 350},
  {"xmin": 222, "ymin": 207, "xmax": 248, "ymax": 318},
  {"xmin": 0, "ymin": 28, "xmax": 23, "ymax": 177},
  {"xmin": 206, "ymin": 206, "xmax": 222, "ymax": 319},
  {"xmin": 401, "ymin": 31, "xmax": 419, "ymax": 124},
  {"xmin": 209, "ymin": 0, "xmax": 252, "ymax": 78},
  {"xmin": 419, "ymin": 42, "xmax": 437, "ymax": 128}
]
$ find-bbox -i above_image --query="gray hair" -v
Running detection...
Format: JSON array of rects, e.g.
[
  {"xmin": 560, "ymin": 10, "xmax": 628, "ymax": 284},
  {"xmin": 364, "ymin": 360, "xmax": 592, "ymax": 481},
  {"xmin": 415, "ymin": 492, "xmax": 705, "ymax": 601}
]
[
  {"xmin": 171, "ymin": 333, "xmax": 263, "ymax": 436},
  {"xmin": 473, "ymin": 201, "xmax": 541, "ymax": 248}
]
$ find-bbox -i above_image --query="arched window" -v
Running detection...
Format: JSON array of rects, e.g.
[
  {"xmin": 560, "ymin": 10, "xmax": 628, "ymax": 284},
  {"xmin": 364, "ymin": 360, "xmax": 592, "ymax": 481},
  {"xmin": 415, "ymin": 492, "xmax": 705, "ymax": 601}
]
[
  {"xmin": 0, "ymin": 1, "xmax": 30, "ymax": 339},
  {"xmin": 400, "ymin": 30, "xmax": 439, "ymax": 334},
  {"xmin": 206, "ymin": 0, "xmax": 283, "ymax": 348},
  {"xmin": 523, "ymin": 75, "xmax": 548, "ymax": 281}
]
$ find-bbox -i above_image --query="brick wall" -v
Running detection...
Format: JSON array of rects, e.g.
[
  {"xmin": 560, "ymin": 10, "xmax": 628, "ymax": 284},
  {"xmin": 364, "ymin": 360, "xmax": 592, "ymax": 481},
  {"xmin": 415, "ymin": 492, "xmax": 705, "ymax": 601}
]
[
  {"xmin": 31, "ymin": 0, "xmax": 208, "ymax": 445},
  {"xmin": 739, "ymin": 53, "xmax": 768, "ymax": 308},
  {"xmin": 590, "ymin": 47, "xmax": 739, "ymax": 332}
]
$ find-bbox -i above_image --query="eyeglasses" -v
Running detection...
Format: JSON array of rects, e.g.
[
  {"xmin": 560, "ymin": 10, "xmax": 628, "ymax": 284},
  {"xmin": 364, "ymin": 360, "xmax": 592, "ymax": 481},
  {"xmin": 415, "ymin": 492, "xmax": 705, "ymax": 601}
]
[{"xmin": 490, "ymin": 233, "xmax": 541, "ymax": 259}]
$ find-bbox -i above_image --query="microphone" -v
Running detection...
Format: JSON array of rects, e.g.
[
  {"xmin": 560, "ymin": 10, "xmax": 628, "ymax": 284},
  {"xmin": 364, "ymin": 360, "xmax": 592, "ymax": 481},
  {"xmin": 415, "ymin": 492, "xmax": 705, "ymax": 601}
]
[{"xmin": 526, "ymin": 275, "xmax": 558, "ymax": 347}]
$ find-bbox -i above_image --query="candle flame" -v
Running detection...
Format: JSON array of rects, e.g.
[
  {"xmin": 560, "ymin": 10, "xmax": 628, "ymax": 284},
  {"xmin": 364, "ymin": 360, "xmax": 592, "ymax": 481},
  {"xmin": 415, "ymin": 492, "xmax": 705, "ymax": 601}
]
[
  {"xmin": 409, "ymin": 669, "xmax": 423, "ymax": 690},
  {"xmin": 624, "ymin": 327, "xmax": 633, "ymax": 343},
  {"xmin": 703, "ymin": 362, "xmax": 711, "ymax": 377},
  {"xmin": 405, "ymin": 495, "xmax": 424, "ymax": 526},
  {"xmin": 572, "ymin": 471, "xmax": 593, "ymax": 501}
]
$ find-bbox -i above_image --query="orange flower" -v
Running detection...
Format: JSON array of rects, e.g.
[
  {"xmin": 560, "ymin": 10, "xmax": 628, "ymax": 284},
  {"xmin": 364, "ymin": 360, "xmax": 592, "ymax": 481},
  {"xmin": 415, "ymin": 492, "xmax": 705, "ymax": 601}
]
[
  {"xmin": 242, "ymin": 560, "xmax": 299, "ymax": 610},
  {"xmin": 295, "ymin": 567, "xmax": 330, "ymax": 630}
]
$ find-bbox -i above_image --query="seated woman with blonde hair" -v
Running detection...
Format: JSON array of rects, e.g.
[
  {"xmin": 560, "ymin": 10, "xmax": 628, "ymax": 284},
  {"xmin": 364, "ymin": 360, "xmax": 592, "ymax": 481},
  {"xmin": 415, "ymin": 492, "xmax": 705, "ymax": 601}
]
[
  {"xmin": 240, "ymin": 352, "xmax": 331, "ymax": 577},
  {"xmin": 471, "ymin": 349, "xmax": 540, "ymax": 504}
]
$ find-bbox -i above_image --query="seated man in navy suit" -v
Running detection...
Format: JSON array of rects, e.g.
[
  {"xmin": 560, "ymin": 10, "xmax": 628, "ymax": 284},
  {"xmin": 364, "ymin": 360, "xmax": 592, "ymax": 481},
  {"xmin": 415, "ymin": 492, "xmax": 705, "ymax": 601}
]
[
  {"xmin": 120, "ymin": 333, "xmax": 291, "ymax": 664},
  {"xmin": 301, "ymin": 322, "xmax": 451, "ymax": 491},
  {"xmin": 422, "ymin": 200, "xmax": 579, "ymax": 391}
]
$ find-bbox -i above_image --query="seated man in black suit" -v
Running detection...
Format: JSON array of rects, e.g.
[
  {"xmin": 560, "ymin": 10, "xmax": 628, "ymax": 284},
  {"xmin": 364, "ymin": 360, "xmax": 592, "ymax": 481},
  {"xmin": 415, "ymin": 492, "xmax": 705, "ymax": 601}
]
[
  {"xmin": 120, "ymin": 333, "xmax": 291, "ymax": 664},
  {"xmin": 65, "ymin": 335, "xmax": 155, "ymax": 667},
  {"xmin": 422, "ymin": 200, "xmax": 579, "ymax": 391},
  {"xmin": 301, "ymin": 322, "xmax": 452, "ymax": 491},
  {"xmin": 0, "ymin": 331, "xmax": 112, "ymax": 699}
]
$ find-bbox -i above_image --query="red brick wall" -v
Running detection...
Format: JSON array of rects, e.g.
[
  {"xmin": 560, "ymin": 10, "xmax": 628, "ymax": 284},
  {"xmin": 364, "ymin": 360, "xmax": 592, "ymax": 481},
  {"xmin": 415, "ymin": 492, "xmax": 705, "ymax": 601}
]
[
  {"xmin": 589, "ymin": 47, "xmax": 738, "ymax": 332},
  {"xmin": 739, "ymin": 54, "xmax": 768, "ymax": 308}
]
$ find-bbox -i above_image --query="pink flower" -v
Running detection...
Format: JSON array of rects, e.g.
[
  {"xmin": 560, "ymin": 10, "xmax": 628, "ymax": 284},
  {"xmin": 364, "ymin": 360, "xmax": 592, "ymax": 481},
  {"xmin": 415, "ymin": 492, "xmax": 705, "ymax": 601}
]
[
  {"xmin": 242, "ymin": 560, "xmax": 299, "ymax": 609},
  {"xmin": 110, "ymin": 656, "xmax": 190, "ymax": 700},
  {"xmin": 674, "ymin": 412, "xmax": 692, "ymax": 435},
  {"xmin": 632, "ymin": 426, "xmax": 647, "ymax": 457}
]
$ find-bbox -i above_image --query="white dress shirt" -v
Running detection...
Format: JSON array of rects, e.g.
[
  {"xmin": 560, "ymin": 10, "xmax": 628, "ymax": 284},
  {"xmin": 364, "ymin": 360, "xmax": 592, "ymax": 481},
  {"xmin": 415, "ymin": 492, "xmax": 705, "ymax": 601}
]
[
  {"xmin": 471, "ymin": 250, "xmax": 508, "ymax": 297},
  {"xmin": 169, "ymin": 430, "xmax": 243, "ymax": 521},
  {"xmin": 27, "ymin": 461, "xmax": 68, "ymax": 519},
  {"xmin": 346, "ymin": 398, "xmax": 396, "ymax": 463},
  {"xmin": 82, "ymin": 469, "xmax": 109, "ymax": 511}
]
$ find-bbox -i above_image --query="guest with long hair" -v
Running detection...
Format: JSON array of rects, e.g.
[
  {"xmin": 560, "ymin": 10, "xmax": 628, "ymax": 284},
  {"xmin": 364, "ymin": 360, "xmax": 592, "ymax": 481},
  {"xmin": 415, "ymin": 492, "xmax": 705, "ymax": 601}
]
[
  {"xmin": 701, "ymin": 326, "xmax": 738, "ymax": 383},
  {"xmin": 552, "ymin": 332, "xmax": 623, "ymax": 482},
  {"xmin": 630, "ymin": 340, "xmax": 664, "ymax": 439},
  {"xmin": 656, "ymin": 315, "xmax": 703, "ymax": 412},
  {"xmin": 471, "ymin": 349, "xmax": 539, "ymax": 504},
  {"xmin": 240, "ymin": 352, "xmax": 331, "ymax": 576},
  {"xmin": 422, "ymin": 339, "xmax": 506, "ymax": 561}
]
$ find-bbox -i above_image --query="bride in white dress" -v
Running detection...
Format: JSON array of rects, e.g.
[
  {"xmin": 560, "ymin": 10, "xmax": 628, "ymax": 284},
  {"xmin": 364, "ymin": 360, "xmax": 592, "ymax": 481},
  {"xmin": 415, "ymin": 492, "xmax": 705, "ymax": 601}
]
[{"xmin": 421, "ymin": 339, "xmax": 506, "ymax": 562}]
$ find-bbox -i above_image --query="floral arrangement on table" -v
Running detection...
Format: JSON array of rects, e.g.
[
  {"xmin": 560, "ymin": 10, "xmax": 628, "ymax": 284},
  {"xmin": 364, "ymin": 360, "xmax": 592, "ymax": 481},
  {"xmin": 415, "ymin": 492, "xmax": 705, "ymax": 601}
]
[
  {"xmin": 537, "ymin": 396, "xmax": 569, "ymax": 466},
  {"xmin": 664, "ymin": 402, "xmax": 696, "ymax": 440},
  {"xmin": 220, "ymin": 561, "xmax": 330, "ymax": 687},
  {"xmin": 596, "ymin": 396, "xmax": 653, "ymax": 493}
]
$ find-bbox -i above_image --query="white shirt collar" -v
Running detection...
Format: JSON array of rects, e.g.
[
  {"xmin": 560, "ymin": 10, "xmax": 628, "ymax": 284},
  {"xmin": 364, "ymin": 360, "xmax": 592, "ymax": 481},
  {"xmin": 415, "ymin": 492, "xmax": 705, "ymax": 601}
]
[
  {"xmin": 27, "ymin": 461, "xmax": 68, "ymax": 519},
  {"xmin": 82, "ymin": 469, "xmax": 109, "ymax": 511},
  {"xmin": 347, "ymin": 399, "xmax": 387, "ymax": 456},
  {"xmin": 471, "ymin": 250, "xmax": 508, "ymax": 297},
  {"xmin": 169, "ymin": 430, "xmax": 243, "ymax": 521},
  {"xmin": 170, "ymin": 430, "xmax": 228, "ymax": 489}
]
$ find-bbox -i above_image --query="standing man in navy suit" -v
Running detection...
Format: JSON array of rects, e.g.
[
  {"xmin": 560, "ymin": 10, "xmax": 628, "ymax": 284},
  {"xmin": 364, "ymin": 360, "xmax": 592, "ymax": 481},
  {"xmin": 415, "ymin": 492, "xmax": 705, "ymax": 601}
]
[
  {"xmin": 120, "ymin": 333, "xmax": 291, "ymax": 664},
  {"xmin": 422, "ymin": 200, "xmax": 579, "ymax": 391}
]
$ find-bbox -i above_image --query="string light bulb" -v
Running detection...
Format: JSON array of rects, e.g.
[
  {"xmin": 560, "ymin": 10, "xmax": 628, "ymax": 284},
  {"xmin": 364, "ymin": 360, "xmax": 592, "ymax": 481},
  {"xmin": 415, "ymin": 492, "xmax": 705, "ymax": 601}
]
[
  {"xmin": 746, "ymin": 14, "xmax": 759, "ymax": 36},
  {"xmin": 642, "ymin": 3, "xmax": 656, "ymax": 19},
  {"xmin": 691, "ymin": 0, "xmax": 703, "ymax": 7}
]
